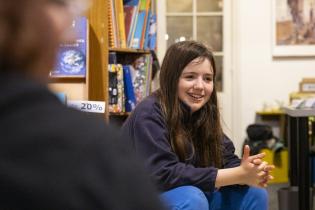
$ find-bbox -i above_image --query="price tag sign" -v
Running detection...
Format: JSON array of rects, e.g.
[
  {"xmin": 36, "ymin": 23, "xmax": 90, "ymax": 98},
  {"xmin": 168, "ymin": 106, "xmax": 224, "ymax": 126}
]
[{"xmin": 67, "ymin": 100, "xmax": 105, "ymax": 113}]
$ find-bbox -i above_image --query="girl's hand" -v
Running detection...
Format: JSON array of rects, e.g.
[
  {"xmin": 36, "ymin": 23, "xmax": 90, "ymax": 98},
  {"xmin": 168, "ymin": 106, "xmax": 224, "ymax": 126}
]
[
  {"xmin": 240, "ymin": 145, "xmax": 268, "ymax": 187},
  {"xmin": 250, "ymin": 149, "xmax": 275, "ymax": 187},
  {"xmin": 257, "ymin": 164, "xmax": 275, "ymax": 187}
]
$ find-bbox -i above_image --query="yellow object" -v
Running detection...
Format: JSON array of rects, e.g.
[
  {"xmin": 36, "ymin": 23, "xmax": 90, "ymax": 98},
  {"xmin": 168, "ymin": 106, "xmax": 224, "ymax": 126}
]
[
  {"xmin": 289, "ymin": 91, "xmax": 315, "ymax": 103},
  {"xmin": 261, "ymin": 148, "xmax": 288, "ymax": 184}
]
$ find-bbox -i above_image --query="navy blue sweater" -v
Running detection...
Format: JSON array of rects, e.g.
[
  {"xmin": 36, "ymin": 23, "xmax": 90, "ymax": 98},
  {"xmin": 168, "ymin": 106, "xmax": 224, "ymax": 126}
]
[{"xmin": 121, "ymin": 94, "xmax": 241, "ymax": 192}]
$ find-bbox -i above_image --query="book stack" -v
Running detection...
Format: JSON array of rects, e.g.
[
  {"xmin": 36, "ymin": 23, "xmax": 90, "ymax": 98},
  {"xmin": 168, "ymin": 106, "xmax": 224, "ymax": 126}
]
[
  {"xmin": 108, "ymin": 0, "xmax": 156, "ymax": 50},
  {"xmin": 108, "ymin": 52, "xmax": 153, "ymax": 113}
]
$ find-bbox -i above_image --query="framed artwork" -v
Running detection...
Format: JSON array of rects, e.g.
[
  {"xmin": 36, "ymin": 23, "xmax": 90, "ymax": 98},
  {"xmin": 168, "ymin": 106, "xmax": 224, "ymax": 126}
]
[{"xmin": 272, "ymin": 0, "xmax": 315, "ymax": 56}]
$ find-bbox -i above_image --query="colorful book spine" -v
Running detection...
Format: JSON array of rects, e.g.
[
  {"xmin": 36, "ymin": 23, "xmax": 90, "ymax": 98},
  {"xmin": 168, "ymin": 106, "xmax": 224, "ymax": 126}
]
[
  {"xmin": 108, "ymin": 64, "xmax": 119, "ymax": 112},
  {"xmin": 148, "ymin": 14, "xmax": 157, "ymax": 50},
  {"xmin": 124, "ymin": 0, "xmax": 140, "ymax": 47},
  {"xmin": 115, "ymin": 0, "xmax": 127, "ymax": 48},
  {"xmin": 143, "ymin": 11, "xmax": 151, "ymax": 49},
  {"xmin": 139, "ymin": 0, "xmax": 151, "ymax": 49},
  {"xmin": 131, "ymin": 10, "xmax": 145, "ymax": 49},
  {"xmin": 123, "ymin": 65, "xmax": 136, "ymax": 112},
  {"xmin": 116, "ymin": 64, "xmax": 125, "ymax": 112},
  {"xmin": 108, "ymin": 64, "xmax": 125, "ymax": 113}
]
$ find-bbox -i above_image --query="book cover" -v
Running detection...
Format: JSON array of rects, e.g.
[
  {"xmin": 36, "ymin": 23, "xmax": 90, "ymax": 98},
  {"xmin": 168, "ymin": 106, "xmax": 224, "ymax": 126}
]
[
  {"xmin": 131, "ymin": 54, "xmax": 152, "ymax": 103},
  {"xmin": 124, "ymin": 5, "xmax": 136, "ymax": 45},
  {"xmin": 140, "ymin": 0, "xmax": 151, "ymax": 49},
  {"xmin": 131, "ymin": 10, "xmax": 145, "ymax": 49},
  {"xmin": 50, "ymin": 16, "xmax": 88, "ymax": 77},
  {"xmin": 116, "ymin": 64, "xmax": 125, "ymax": 112},
  {"xmin": 108, "ymin": 64, "xmax": 118, "ymax": 112},
  {"xmin": 148, "ymin": 14, "xmax": 157, "ymax": 50},
  {"xmin": 143, "ymin": 11, "xmax": 151, "ymax": 49},
  {"xmin": 115, "ymin": 0, "xmax": 127, "ymax": 48},
  {"xmin": 124, "ymin": 0, "xmax": 140, "ymax": 47},
  {"xmin": 124, "ymin": 0, "xmax": 139, "ymax": 6},
  {"xmin": 123, "ymin": 65, "xmax": 136, "ymax": 112},
  {"xmin": 108, "ymin": 64, "xmax": 125, "ymax": 113}
]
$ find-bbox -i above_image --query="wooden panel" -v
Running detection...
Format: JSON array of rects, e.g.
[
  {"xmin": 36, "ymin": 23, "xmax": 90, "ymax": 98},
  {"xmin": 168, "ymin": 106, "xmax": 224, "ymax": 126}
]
[
  {"xmin": 88, "ymin": 0, "xmax": 108, "ymax": 119},
  {"xmin": 49, "ymin": 83, "xmax": 88, "ymax": 100}
]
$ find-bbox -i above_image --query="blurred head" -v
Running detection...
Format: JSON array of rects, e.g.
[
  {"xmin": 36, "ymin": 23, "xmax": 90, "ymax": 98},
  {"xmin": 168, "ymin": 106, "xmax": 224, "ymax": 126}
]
[{"xmin": 0, "ymin": 0, "xmax": 89, "ymax": 80}]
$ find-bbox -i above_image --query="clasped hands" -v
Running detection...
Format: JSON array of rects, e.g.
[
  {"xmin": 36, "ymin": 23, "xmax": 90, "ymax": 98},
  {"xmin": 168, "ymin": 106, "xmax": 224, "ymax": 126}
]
[{"xmin": 240, "ymin": 145, "xmax": 275, "ymax": 188}]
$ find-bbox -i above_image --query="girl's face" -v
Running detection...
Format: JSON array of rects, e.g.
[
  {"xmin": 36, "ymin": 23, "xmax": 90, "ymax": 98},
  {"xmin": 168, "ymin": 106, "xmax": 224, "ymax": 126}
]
[{"xmin": 177, "ymin": 57, "xmax": 214, "ymax": 113}]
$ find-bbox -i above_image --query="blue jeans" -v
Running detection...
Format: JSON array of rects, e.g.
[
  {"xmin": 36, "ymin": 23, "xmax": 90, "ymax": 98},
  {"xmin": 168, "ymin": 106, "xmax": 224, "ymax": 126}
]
[{"xmin": 160, "ymin": 185, "xmax": 268, "ymax": 210}]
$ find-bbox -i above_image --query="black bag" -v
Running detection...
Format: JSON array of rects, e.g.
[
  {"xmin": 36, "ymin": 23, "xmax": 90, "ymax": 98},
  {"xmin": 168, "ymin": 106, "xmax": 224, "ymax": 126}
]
[{"xmin": 243, "ymin": 124, "xmax": 283, "ymax": 155}]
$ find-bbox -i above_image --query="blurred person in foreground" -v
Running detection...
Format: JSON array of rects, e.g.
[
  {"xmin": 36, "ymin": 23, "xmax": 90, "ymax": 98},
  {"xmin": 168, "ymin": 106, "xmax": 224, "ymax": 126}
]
[{"xmin": 0, "ymin": 0, "xmax": 163, "ymax": 209}]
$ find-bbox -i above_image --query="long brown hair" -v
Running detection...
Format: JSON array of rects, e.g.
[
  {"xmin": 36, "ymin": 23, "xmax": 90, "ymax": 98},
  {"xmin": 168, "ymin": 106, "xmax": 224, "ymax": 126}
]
[
  {"xmin": 0, "ymin": 0, "xmax": 61, "ymax": 76},
  {"xmin": 158, "ymin": 40, "xmax": 223, "ymax": 168}
]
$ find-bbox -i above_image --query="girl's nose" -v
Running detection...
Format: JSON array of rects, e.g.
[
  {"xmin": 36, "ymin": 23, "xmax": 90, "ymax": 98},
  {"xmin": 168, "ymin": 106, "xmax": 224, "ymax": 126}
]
[{"xmin": 193, "ymin": 78, "xmax": 203, "ymax": 89}]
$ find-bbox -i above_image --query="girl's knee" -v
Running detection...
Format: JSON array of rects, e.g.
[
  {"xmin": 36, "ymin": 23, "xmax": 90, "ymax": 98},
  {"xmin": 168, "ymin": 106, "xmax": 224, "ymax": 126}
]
[
  {"xmin": 184, "ymin": 186, "xmax": 208, "ymax": 209},
  {"xmin": 161, "ymin": 186, "xmax": 209, "ymax": 210},
  {"xmin": 247, "ymin": 187, "xmax": 268, "ymax": 204}
]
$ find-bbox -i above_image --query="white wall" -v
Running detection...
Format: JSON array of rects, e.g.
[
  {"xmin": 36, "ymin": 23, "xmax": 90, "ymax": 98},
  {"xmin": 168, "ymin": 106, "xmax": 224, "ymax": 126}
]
[{"xmin": 233, "ymin": 0, "xmax": 315, "ymax": 155}]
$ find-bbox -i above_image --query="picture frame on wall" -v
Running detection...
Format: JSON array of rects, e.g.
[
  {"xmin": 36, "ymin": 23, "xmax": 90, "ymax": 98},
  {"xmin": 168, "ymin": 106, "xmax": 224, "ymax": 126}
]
[{"xmin": 272, "ymin": 0, "xmax": 315, "ymax": 57}]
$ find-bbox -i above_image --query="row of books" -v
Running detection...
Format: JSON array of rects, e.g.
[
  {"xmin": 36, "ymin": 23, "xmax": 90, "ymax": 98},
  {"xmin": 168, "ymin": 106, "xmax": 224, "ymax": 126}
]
[
  {"xmin": 108, "ymin": 54, "xmax": 153, "ymax": 113},
  {"xmin": 108, "ymin": 0, "xmax": 157, "ymax": 50}
]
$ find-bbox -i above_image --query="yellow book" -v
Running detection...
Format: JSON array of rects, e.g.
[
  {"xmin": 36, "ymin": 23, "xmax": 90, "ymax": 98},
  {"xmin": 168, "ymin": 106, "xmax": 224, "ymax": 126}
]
[{"xmin": 115, "ymin": 0, "xmax": 127, "ymax": 48}]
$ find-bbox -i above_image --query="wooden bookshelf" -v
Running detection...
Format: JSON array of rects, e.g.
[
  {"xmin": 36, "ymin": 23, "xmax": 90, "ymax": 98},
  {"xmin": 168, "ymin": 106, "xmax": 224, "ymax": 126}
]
[
  {"xmin": 88, "ymin": 0, "xmax": 108, "ymax": 120},
  {"xmin": 109, "ymin": 48, "xmax": 151, "ymax": 54},
  {"xmin": 50, "ymin": 0, "xmax": 156, "ymax": 123},
  {"xmin": 49, "ymin": 0, "xmax": 109, "ymax": 119}
]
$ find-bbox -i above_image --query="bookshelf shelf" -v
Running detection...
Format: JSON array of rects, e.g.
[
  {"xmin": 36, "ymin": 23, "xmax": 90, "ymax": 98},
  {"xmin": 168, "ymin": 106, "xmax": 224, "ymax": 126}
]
[
  {"xmin": 49, "ymin": 77, "xmax": 86, "ymax": 83},
  {"xmin": 109, "ymin": 48, "xmax": 151, "ymax": 54},
  {"xmin": 110, "ymin": 112, "xmax": 131, "ymax": 116}
]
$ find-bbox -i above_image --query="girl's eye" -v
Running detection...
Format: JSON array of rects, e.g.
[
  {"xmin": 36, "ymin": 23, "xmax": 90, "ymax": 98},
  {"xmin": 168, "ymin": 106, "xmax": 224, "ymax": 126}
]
[
  {"xmin": 204, "ymin": 77, "xmax": 213, "ymax": 82},
  {"xmin": 185, "ymin": 75, "xmax": 194, "ymax": 80}
]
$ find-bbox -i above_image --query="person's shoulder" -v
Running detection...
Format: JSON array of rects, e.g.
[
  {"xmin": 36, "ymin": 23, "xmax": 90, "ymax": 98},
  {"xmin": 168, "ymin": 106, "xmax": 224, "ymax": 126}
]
[
  {"xmin": 135, "ymin": 94, "xmax": 159, "ymax": 110},
  {"xmin": 132, "ymin": 94, "xmax": 163, "ymax": 119},
  {"xmin": 122, "ymin": 93, "xmax": 165, "ymax": 130}
]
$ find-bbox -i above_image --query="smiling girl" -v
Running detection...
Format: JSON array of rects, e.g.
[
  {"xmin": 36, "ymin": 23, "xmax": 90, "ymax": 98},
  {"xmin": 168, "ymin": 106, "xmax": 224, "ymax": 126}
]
[{"xmin": 122, "ymin": 41, "xmax": 273, "ymax": 210}]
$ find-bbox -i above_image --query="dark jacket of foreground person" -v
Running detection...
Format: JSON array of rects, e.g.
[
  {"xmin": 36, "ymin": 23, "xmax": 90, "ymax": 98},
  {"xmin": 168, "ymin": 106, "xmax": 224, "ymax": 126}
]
[{"xmin": 0, "ymin": 73, "xmax": 164, "ymax": 210}]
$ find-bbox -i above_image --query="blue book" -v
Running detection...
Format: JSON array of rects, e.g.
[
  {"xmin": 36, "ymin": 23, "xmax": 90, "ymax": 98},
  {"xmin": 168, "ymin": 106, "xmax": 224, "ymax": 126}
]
[
  {"xmin": 123, "ymin": 65, "xmax": 136, "ymax": 112},
  {"xmin": 148, "ymin": 14, "xmax": 156, "ymax": 50},
  {"xmin": 50, "ymin": 16, "xmax": 88, "ymax": 77},
  {"xmin": 131, "ymin": 11, "xmax": 145, "ymax": 49},
  {"xmin": 143, "ymin": 11, "xmax": 151, "ymax": 49},
  {"xmin": 124, "ymin": 0, "xmax": 139, "ymax": 5}
]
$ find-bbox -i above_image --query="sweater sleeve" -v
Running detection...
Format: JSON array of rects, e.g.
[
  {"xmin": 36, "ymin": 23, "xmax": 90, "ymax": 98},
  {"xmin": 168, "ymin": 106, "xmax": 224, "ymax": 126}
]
[
  {"xmin": 221, "ymin": 135, "xmax": 241, "ymax": 168},
  {"xmin": 122, "ymin": 101, "xmax": 218, "ymax": 192}
]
